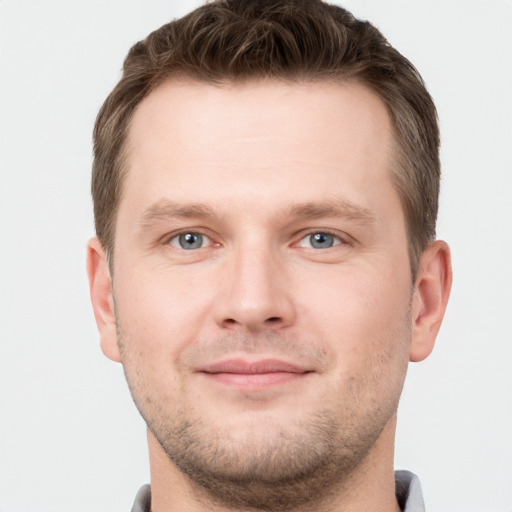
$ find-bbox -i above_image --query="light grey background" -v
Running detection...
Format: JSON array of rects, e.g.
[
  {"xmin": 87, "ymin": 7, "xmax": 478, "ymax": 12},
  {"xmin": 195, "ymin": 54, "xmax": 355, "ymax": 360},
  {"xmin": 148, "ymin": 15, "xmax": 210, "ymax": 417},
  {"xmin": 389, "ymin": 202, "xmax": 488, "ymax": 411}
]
[{"xmin": 1, "ymin": 1, "xmax": 511, "ymax": 511}]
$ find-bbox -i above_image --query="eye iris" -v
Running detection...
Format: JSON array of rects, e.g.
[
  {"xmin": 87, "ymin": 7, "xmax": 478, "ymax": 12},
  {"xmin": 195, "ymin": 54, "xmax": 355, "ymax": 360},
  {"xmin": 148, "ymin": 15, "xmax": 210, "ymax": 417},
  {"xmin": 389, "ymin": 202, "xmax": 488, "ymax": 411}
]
[
  {"xmin": 179, "ymin": 233, "xmax": 203, "ymax": 249},
  {"xmin": 310, "ymin": 233, "xmax": 334, "ymax": 249}
]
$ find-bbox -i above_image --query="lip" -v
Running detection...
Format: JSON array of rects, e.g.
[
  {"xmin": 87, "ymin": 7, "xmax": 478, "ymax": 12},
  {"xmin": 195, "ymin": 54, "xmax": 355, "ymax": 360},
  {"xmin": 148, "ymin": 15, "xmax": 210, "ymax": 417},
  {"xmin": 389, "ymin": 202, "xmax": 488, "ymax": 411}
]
[
  {"xmin": 201, "ymin": 359, "xmax": 309, "ymax": 374},
  {"xmin": 198, "ymin": 359, "xmax": 312, "ymax": 389}
]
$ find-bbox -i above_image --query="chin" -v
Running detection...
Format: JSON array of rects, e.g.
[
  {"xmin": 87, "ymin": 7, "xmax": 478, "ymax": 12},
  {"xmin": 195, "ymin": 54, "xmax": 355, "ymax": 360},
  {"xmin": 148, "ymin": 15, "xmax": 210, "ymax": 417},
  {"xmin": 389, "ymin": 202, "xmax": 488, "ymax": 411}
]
[{"xmin": 146, "ymin": 402, "xmax": 392, "ymax": 510}]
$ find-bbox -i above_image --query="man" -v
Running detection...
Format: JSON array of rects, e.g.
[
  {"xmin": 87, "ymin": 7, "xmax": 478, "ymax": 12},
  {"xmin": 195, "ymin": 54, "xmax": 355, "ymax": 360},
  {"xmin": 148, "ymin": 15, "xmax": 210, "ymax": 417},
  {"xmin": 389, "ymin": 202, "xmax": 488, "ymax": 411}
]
[{"xmin": 87, "ymin": 1, "xmax": 452, "ymax": 511}]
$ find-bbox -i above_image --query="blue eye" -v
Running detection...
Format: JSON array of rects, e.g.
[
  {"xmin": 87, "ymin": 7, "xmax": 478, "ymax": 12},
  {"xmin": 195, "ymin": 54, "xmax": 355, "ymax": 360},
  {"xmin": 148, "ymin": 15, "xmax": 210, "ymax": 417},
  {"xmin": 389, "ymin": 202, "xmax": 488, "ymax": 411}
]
[
  {"xmin": 310, "ymin": 233, "xmax": 335, "ymax": 248},
  {"xmin": 298, "ymin": 232, "xmax": 340, "ymax": 249},
  {"xmin": 170, "ymin": 232, "xmax": 208, "ymax": 250}
]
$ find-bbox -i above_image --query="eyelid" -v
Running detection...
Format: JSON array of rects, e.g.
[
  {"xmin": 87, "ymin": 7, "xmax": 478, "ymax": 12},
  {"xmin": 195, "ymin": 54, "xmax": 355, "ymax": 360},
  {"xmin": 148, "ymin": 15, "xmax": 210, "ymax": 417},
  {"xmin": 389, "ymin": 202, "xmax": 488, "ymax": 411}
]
[
  {"xmin": 160, "ymin": 227, "xmax": 352, "ymax": 250},
  {"xmin": 294, "ymin": 229, "xmax": 350, "ymax": 247},
  {"xmin": 163, "ymin": 229, "xmax": 218, "ymax": 249}
]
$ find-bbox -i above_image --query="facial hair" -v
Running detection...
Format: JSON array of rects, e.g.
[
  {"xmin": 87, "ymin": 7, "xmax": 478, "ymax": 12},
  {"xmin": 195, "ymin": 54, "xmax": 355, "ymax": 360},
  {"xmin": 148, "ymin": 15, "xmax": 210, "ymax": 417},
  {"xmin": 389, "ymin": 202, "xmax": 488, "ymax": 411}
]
[{"xmin": 117, "ymin": 320, "xmax": 411, "ymax": 511}]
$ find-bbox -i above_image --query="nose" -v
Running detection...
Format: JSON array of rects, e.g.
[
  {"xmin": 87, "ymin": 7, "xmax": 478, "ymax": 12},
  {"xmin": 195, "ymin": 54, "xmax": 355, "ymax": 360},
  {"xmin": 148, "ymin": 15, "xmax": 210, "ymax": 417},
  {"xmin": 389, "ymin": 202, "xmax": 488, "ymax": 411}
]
[{"xmin": 214, "ymin": 243, "xmax": 296, "ymax": 333}]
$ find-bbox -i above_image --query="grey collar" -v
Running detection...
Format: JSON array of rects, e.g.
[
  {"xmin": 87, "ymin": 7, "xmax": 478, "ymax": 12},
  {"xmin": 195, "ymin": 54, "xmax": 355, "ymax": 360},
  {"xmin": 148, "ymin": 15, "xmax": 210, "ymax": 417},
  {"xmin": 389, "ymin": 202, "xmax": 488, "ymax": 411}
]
[{"xmin": 131, "ymin": 470, "xmax": 426, "ymax": 512}]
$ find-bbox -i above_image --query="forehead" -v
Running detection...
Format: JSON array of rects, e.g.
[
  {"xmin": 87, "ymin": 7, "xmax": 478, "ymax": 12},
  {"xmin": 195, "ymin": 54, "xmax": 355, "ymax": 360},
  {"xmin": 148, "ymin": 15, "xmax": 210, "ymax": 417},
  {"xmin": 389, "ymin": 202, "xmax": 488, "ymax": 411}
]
[
  {"xmin": 128, "ymin": 78, "xmax": 392, "ymax": 156},
  {"xmin": 122, "ymin": 79, "xmax": 396, "ymax": 219}
]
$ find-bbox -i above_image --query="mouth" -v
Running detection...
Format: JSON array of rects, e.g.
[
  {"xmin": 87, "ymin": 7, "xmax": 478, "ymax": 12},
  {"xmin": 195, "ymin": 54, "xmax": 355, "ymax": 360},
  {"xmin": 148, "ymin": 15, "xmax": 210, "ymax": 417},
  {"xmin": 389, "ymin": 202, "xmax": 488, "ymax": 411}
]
[{"xmin": 198, "ymin": 358, "xmax": 313, "ymax": 389}]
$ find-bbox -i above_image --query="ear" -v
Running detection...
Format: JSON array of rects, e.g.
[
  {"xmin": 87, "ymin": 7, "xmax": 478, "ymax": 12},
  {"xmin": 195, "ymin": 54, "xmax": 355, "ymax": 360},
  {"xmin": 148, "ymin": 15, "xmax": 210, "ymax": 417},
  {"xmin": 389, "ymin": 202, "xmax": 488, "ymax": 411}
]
[
  {"xmin": 86, "ymin": 237, "xmax": 121, "ymax": 362},
  {"xmin": 410, "ymin": 240, "xmax": 452, "ymax": 362}
]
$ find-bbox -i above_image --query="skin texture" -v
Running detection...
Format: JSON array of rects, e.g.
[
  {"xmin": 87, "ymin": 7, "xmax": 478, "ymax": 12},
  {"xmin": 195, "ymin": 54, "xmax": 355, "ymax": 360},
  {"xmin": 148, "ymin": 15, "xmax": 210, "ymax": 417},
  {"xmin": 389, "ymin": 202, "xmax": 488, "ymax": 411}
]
[{"xmin": 88, "ymin": 80, "xmax": 452, "ymax": 512}]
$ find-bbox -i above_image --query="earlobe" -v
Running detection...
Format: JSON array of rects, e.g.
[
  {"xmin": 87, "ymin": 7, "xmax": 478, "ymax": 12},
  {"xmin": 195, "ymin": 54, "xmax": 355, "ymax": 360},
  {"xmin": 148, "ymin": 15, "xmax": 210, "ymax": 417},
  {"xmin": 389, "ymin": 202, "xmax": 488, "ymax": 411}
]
[
  {"xmin": 86, "ymin": 237, "xmax": 121, "ymax": 363},
  {"xmin": 410, "ymin": 240, "xmax": 452, "ymax": 362}
]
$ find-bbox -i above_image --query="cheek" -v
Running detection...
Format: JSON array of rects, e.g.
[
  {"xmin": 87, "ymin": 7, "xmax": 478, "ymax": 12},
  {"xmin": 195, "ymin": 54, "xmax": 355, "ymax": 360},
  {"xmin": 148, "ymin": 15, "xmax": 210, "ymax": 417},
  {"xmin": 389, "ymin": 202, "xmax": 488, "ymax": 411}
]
[
  {"xmin": 113, "ymin": 280, "xmax": 187, "ymax": 411},
  {"xmin": 114, "ymin": 266, "xmax": 215, "ymax": 351},
  {"xmin": 296, "ymin": 262, "xmax": 412, "ymax": 383},
  {"xmin": 299, "ymin": 261, "xmax": 411, "ymax": 337}
]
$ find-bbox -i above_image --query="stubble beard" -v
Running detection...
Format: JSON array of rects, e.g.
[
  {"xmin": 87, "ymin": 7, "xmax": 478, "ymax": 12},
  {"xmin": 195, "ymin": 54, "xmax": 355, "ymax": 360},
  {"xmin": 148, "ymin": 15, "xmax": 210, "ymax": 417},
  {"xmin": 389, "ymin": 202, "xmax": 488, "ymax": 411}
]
[
  {"xmin": 148, "ymin": 406, "xmax": 389, "ymax": 511},
  {"xmin": 117, "ymin": 321, "xmax": 410, "ymax": 511}
]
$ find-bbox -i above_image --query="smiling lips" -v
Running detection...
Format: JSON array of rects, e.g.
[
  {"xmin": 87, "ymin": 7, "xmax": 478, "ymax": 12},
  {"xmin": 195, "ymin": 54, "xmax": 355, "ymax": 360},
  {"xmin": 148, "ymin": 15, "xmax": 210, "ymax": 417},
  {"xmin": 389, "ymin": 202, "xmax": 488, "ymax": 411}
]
[{"xmin": 200, "ymin": 359, "xmax": 312, "ymax": 388}]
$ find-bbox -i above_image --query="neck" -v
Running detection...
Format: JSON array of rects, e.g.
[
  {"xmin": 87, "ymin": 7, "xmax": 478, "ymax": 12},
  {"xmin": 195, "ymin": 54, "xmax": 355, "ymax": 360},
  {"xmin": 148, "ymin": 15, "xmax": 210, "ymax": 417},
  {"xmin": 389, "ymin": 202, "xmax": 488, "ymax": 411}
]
[{"xmin": 147, "ymin": 415, "xmax": 401, "ymax": 512}]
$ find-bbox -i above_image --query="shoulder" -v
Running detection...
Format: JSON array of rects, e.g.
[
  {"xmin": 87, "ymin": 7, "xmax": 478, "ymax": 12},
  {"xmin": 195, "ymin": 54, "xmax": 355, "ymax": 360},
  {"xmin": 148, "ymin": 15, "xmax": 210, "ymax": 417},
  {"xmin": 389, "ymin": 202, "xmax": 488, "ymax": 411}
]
[
  {"xmin": 130, "ymin": 484, "xmax": 151, "ymax": 512},
  {"xmin": 395, "ymin": 470, "xmax": 426, "ymax": 512}
]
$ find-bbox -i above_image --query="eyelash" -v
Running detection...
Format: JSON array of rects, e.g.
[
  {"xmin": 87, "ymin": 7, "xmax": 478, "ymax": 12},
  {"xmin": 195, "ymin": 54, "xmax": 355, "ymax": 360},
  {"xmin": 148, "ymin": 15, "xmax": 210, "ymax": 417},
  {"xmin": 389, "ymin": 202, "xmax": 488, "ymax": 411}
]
[
  {"xmin": 295, "ymin": 230, "xmax": 346, "ymax": 249},
  {"xmin": 163, "ymin": 229, "xmax": 349, "ymax": 251},
  {"xmin": 165, "ymin": 230, "xmax": 215, "ymax": 250}
]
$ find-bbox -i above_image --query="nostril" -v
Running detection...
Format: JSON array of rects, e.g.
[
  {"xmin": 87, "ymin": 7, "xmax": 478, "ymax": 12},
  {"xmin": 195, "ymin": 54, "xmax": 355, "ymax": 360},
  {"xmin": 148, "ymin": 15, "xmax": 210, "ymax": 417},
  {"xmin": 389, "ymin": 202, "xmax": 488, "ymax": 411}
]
[{"xmin": 266, "ymin": 317, "xmax": 281, "ymax": 323}]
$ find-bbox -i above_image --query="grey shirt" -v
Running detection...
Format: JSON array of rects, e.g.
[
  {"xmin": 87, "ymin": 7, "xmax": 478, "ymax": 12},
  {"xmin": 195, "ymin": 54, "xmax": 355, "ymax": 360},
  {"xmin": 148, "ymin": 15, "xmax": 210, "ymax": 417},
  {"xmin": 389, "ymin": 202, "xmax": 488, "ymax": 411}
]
[{"xmin": 131, "ymin": 470, "xmax": 425, "ymax": 512}]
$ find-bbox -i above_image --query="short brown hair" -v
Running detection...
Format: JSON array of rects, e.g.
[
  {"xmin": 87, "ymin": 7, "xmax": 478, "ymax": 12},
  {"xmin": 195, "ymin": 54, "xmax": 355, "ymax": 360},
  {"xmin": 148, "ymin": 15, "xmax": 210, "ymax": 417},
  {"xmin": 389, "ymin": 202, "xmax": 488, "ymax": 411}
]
[{"xmin": 92, "ymin": 0, "xmax": 440, "ymax": 277}]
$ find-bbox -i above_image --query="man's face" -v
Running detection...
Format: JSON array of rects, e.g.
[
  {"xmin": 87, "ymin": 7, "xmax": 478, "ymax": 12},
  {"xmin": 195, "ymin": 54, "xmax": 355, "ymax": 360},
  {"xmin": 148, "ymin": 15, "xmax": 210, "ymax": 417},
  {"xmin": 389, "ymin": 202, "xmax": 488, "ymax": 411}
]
[{"xmin": 101, "ymin": 80, "xmax": 418, "ymax": 505}]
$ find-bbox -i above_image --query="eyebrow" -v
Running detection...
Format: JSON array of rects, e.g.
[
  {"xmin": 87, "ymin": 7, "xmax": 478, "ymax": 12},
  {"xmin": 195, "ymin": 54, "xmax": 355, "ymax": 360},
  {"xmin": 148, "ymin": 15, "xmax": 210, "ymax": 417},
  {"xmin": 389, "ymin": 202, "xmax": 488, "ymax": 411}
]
[
  {"xmin": 283, "ymin": 200, "xmax": 376, "ymax": 225},
  {"xmin": 139, "ymin": 200, "xmax": 216, "ymax": 227},
  {"xmin": 138, "ymin": 197, "xmax": 376, "ymax": 228}
]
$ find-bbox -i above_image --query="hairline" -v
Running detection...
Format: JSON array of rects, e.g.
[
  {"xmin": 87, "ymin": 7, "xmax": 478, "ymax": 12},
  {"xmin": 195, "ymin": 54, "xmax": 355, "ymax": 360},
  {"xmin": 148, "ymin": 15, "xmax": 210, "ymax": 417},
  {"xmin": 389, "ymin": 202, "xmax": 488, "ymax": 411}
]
[{"xmin": 106, "ymin": 74, "xmax": 421, "ymax": 280}]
